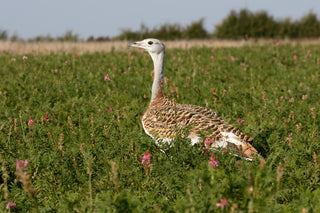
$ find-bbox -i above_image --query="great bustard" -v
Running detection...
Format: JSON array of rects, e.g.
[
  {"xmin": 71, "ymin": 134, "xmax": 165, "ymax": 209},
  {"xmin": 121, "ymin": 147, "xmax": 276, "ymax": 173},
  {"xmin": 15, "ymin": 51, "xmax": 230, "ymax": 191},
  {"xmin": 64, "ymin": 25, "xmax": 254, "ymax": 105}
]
[{"xmin": 129, "ymin": 38, "xmax": 259, "ymax": 160}]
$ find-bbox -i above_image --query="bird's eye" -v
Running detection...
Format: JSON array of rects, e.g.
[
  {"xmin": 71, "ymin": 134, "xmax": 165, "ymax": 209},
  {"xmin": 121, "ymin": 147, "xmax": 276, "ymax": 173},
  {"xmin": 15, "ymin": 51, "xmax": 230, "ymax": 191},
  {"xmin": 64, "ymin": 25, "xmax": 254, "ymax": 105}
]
[{"xmin": 148, "ymin": 41, "xmax": 153, "ymax": 45}]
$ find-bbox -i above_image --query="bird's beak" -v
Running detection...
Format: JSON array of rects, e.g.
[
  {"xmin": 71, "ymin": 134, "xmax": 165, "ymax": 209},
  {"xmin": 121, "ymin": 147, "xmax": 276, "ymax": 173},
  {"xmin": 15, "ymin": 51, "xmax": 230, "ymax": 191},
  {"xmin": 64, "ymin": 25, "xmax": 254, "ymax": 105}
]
[{"xmin": 128, "ymin": 41, "xmax": 144, "ymax": 49}]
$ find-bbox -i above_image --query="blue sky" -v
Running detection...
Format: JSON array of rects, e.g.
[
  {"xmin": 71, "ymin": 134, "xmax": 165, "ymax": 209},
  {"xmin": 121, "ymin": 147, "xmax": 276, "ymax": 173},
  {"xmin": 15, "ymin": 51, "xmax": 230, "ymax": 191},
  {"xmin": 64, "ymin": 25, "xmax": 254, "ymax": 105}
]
[{"xmin": 1, "ymin": 0, "xmax": 319, "ymax": 39}]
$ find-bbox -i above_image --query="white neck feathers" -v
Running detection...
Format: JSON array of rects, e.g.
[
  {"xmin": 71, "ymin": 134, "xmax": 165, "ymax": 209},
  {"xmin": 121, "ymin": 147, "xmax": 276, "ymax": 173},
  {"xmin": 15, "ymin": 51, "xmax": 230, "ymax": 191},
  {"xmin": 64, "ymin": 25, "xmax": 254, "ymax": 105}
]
[{"xmin": 149, "ymin": 50, "xmax": 165, "ymax": 103}]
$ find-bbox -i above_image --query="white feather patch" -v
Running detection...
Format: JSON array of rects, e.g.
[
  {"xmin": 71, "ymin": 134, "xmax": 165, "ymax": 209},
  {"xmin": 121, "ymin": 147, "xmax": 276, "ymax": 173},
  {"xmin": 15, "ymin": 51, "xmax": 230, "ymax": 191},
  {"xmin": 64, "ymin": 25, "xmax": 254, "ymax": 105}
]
[
  {"xmin": 219, "ymin": 132, "xmax": 243, "ymax": 146},
  {"xmin": 187, "ymin": 133, "xmax": 201, "ymax": 145}
]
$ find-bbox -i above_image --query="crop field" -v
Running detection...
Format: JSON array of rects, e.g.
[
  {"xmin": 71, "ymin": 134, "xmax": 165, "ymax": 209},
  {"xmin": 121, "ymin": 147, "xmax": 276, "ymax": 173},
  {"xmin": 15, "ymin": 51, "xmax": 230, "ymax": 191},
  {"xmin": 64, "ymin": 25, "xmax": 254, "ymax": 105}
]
[{"xmin": 0, "ymin": 41, "xmax": 319, "ymax": 212}]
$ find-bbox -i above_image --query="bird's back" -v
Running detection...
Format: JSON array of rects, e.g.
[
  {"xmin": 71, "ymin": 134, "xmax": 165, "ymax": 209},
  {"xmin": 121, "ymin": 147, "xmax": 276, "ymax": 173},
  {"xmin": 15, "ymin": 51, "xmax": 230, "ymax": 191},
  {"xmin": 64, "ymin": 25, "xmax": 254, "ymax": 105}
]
[{"xmin": 142, "ymin": 96, "xmax": 258, "ymax": 160}]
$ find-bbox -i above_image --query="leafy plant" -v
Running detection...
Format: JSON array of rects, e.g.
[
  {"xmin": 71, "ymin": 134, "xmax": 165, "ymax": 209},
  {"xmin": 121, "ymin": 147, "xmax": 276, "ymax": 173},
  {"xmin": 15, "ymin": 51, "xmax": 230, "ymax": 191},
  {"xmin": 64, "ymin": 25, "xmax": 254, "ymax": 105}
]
[{"xmin": 0, "ymin": 44, "xmax": 319, "ymax": 212}]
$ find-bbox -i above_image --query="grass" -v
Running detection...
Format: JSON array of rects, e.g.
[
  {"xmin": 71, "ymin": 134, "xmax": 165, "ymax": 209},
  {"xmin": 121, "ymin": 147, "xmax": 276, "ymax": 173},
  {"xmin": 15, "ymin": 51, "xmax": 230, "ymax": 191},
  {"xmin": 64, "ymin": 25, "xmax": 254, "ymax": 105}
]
[
  {"xmin": 1, "ymin": 39, "xmax": 320, "ymax": 54},
  {"xmin": 0, "ymin": 42, "xmax": 319, "ymax": 212}
]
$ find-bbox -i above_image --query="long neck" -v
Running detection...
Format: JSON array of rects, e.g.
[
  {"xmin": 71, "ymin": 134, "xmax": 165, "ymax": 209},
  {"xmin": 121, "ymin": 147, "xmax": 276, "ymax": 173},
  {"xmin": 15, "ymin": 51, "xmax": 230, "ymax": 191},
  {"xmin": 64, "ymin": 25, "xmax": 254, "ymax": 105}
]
[{"xmin": 150, "ymin": 50, "xmax": 165, "ymax": 103}]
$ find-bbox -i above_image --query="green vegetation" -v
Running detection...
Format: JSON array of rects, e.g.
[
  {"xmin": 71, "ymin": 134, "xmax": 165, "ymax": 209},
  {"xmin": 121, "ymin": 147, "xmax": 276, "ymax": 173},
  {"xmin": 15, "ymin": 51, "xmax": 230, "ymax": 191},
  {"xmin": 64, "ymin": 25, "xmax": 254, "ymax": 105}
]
[
  {"xmin": 111, "ymin": 10, "xmax": 320, "ymax": 40},
  {"xmin": 215, "ymin": 9, "xmax": 320, "ymax": 39},
  {"xmin": 0, "ymin": 43, "xmax": 320, "ymax": 212},
  {"xmin": 28, "ymin": 30, "xmax": 80, "ymax": 42},
  {"xmin": 115, "ymin": 19, "xmax": 208, "ymax": 41}
]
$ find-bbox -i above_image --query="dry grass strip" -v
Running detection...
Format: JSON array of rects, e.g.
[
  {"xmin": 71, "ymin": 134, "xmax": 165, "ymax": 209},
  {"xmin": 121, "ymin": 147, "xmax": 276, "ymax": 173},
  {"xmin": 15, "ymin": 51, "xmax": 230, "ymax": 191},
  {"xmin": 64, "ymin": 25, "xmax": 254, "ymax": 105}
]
[{"xmin": 1, "ymin": 39, "xmax": 320, "ymax": 54}]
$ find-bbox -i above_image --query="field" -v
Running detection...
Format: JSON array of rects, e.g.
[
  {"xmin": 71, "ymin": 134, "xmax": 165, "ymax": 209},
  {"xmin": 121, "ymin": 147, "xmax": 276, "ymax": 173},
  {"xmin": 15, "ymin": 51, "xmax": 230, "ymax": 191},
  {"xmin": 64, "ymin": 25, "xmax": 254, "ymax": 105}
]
[
  {"xmin": 0, "ymin": 41, "xmax": 319, "ymax": 212},
  {"xmin": 1, "ymin": 39, "xmax": 320, "ymax": 54}
]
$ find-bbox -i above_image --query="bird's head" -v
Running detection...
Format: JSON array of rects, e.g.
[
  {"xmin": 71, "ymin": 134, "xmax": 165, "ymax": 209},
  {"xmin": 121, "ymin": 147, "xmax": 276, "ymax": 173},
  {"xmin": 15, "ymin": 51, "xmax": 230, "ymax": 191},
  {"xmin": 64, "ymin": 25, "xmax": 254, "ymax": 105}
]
[{"xmin": 128, "ymin": 38, "xmax": 165, "ymax": 54}]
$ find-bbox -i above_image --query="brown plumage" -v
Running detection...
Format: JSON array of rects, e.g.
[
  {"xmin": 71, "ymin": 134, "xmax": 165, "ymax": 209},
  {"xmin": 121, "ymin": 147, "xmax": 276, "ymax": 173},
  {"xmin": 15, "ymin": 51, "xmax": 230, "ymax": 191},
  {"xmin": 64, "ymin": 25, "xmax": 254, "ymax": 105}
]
[{"xmin": 129, "ymin": 38, "xmax": 259, "ymax": 160}]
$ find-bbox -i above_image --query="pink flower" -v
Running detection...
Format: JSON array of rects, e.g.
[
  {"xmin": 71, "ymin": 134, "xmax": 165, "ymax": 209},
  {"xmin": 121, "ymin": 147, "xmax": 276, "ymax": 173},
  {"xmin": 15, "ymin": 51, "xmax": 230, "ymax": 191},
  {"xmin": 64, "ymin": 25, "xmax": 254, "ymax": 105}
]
[
  {"xmin": 54, "ymin": 69, "xmax": 58, "ymax": 73},
  {"xmin": 164, "ymin": 77, "xmax": 168, "ymax": 84},
  {"xmin": 15, "ymin": 159, "xmax": 36, "ymax": 197},
  {"xmin": 210, "ymin": 55, "xmax": 214, "ymax": 60},
  {"xmin": 46, "ymin": 113, "xmax": 50, "ymax": 122},
  {"xmin": 212, "ymin": 88, "xmax": 216, "ymax": 95},
  {"xmin": 208, "ymin": 154, "xmax": 219, "ymax": 167},
  {"xmin": 276, "ymin": 41, "xmax": 280, "ymax": 46},
  {"xmin": 142, "ymin": 150, "xmax": 153, "ymax": 175},
  {"xmin": 237, "ymin": 118, "xmax": 244, "ymax": 125},
  {"xmin": 293, "ymin": 55, "xmax": 297, "ymax": 60},
  {"xmin": 11, "ymin": 58, "xmax": 16, "ymax": 61},
  {"xmin": 16, "ymin": 160, "xmax": 28, "ymax": 170},
  {"xmin": 307, "ymin": 49, "xmax": 311, "ymax": 55},
  {"xmin": 6, "ymin": 201, "xmax": 16, "ymax": 210},
  {"xmin": 28, "ymin": 117, "xmax": 34, "ymax": 126},
  {"xmin": 302, "ymin": 94, "xmax": 308, "ymax": 100},
  {"xmin": 216, "ymin": 198, "xmax": 227, "ymax": 208},
  {"xmin": 107, "ymin": 106, "xmax": 113, "ymax": 112},
  {"xmin": 104, "ymin": 74, "xmax": 110, "ymax": 81},
  {"xmin": 128, "ymin": 66, "xmax": 132, "ymax": 70},
  {"xmin": 230, "ymin": 56, "xmax": 235, "ymax": 61},
  {"xmin": 22, "ymin": 56, "xmax": 28, "ymax": 60},
  {"xmin": 203, "ymin": 148, "xmax": 210, "ymax": 155},
  {"xmin": 204, "ymin": 137, "xmax": 213, "ymax": 146},
  {"xmin": 130, "ymin": 55, "xmax": 134, "ymax": 60},
  {"xmin": 142, "ymin": 150, "xmax": 151, "ymax": 165}
]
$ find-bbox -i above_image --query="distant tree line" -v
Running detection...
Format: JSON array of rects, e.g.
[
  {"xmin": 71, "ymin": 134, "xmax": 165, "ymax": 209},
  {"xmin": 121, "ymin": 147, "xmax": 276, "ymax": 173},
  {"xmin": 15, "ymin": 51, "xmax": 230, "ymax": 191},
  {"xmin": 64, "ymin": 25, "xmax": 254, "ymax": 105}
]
[
  {"xmin": 0, "ymin": 30, "xmax": 80, "ymax": 42},
  {"xmin": 214, "ymin": 9, "xmax": 320, "ymax": 39},
  {"xmin": 114, "ymin": 19, "xmax": 208, "ymax": 41},
  {"xmin": 0, "ymin": 9, "xmax": 320, "ymax": 41},
  {"xmin": 27, "ymin": 30, "xmax": 80, "ymax": 42}
]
